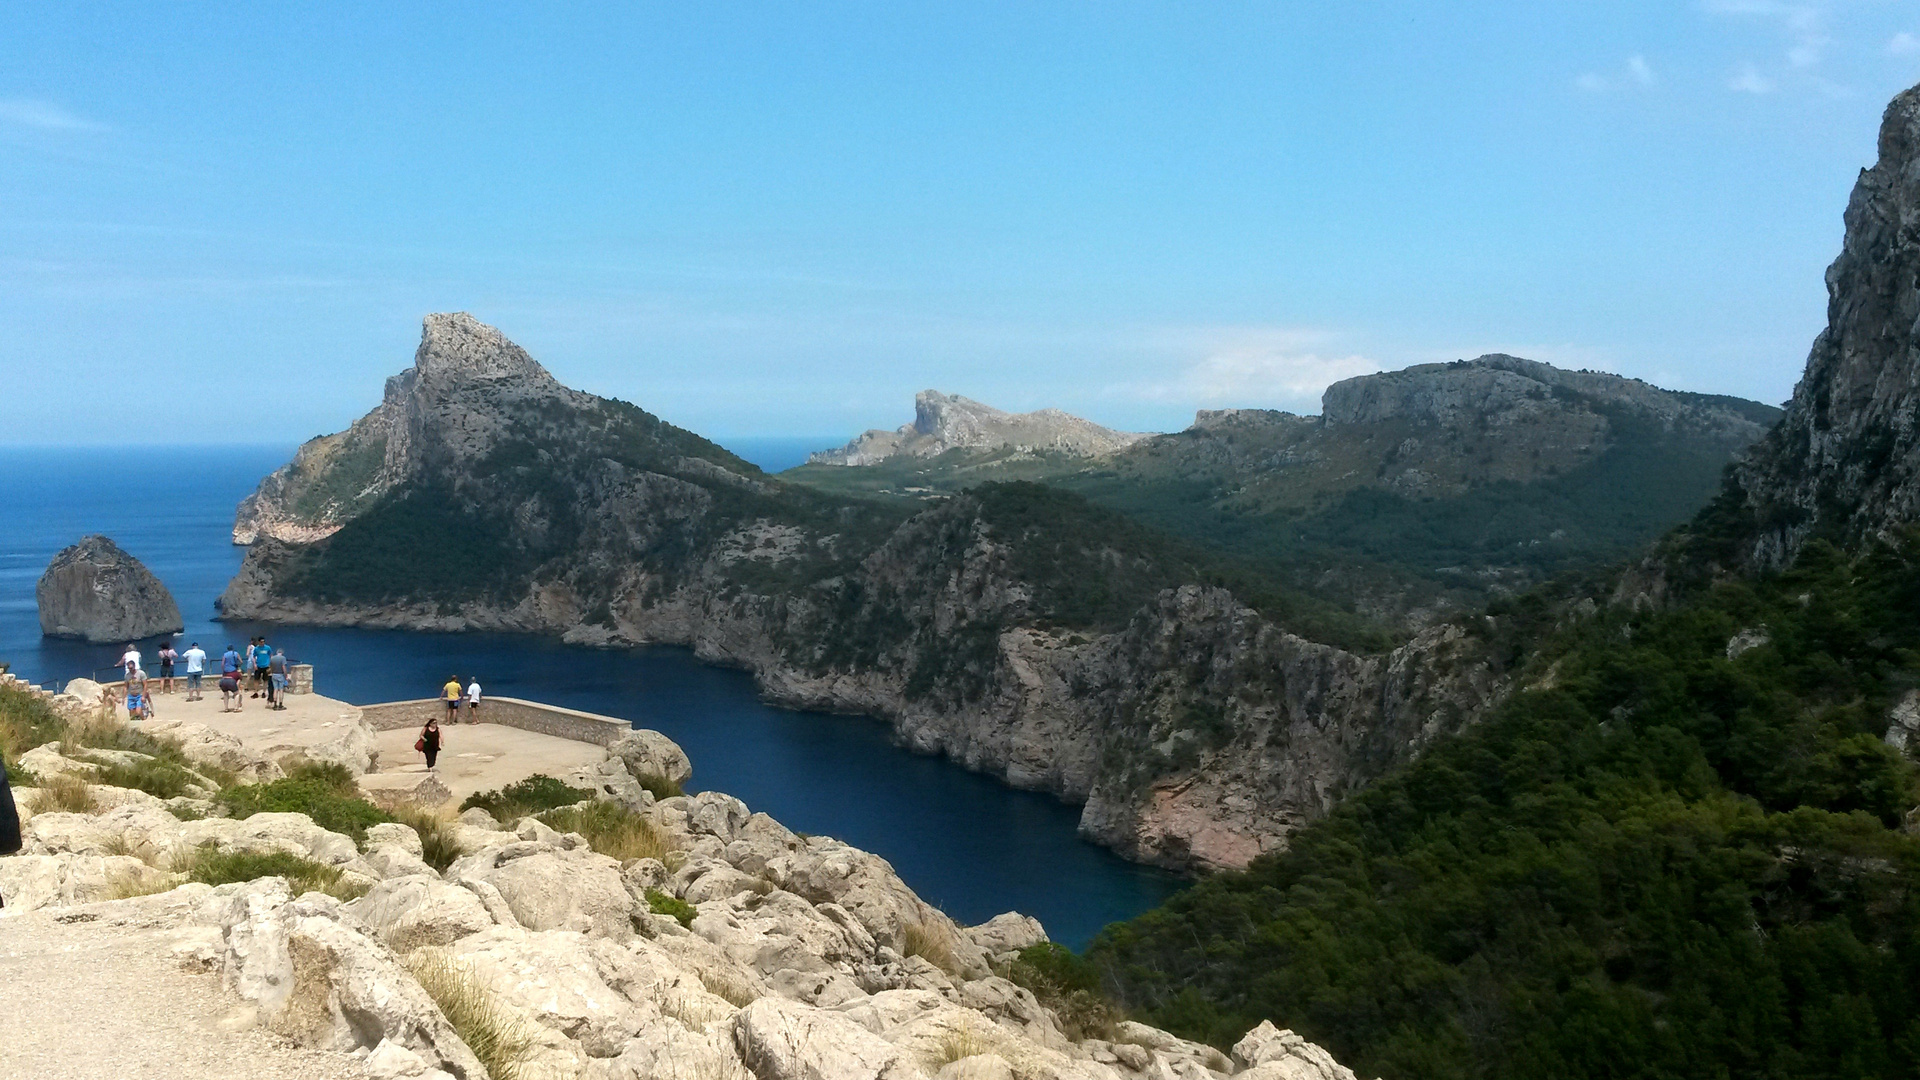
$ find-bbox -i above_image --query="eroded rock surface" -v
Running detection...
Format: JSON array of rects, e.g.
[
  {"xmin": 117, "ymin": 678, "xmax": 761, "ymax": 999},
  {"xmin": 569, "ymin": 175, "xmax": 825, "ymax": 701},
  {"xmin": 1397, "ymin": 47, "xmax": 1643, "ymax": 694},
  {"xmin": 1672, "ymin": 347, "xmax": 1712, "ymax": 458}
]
[{"xmin": 36, "ymin": 534, "xmax": 184, "ymax": 643}]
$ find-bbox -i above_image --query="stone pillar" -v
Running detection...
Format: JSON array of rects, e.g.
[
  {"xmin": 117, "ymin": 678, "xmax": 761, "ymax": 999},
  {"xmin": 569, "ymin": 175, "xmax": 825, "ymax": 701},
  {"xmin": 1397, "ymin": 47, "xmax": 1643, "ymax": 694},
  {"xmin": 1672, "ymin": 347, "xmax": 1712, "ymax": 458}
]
[{"xmin": 289, "ymin": 663, "xmax": 314, "ymax": 695}]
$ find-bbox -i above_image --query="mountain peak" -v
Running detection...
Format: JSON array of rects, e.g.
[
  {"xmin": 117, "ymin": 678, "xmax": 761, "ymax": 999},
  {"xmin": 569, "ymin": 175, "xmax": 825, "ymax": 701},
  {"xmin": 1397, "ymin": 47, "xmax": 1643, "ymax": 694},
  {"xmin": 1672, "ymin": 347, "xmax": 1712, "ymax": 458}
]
[
  {"xmin": 810, "ymin": 391, "xmax": 1149, "ymax": 466},
  {"xmin": 412, "ymin": 312, "xmax": 557, "ymax": 388}
]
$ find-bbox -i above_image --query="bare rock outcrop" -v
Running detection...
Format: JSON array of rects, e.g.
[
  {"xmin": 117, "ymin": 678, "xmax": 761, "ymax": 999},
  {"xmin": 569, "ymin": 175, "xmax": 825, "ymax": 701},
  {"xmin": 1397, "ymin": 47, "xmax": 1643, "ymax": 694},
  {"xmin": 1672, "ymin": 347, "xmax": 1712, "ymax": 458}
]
[
  {"xmin": 36, "ymin": 534, "xmax": 183, "ymax": 643},
  {"xmin": 811, "ymin": 391, "xmax": 1150, "ymax": 466}
]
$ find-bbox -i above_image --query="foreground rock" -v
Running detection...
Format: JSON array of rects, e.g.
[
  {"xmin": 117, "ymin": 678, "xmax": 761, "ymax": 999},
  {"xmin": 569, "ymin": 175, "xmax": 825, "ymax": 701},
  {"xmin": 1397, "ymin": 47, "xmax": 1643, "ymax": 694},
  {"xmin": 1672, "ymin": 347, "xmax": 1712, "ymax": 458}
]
[
  {"xmin": 0, "ymin": 720, "xmax": 1368, "ymax": 1080},
  {"xmin": 36, "ymin": 534, "xmax": 184, "ymax": 643}
]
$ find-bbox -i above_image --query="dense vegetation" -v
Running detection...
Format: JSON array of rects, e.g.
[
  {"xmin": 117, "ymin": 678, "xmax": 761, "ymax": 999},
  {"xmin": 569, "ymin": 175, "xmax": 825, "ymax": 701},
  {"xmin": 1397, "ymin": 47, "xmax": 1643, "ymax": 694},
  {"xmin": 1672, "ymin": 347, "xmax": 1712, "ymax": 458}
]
[{"xmin": 1089, "ymin": 533, "xmax": 1920, "ymax": 1079}]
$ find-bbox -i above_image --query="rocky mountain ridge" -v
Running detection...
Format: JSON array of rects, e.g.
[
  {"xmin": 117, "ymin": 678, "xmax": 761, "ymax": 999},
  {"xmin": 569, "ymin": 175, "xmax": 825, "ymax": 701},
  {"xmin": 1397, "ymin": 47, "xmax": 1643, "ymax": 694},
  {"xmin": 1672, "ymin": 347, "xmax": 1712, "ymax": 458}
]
[
  {"xmin": 810, "ymin": 392, "xmax": 1150, "ymax": 467},
  {"xmin": 219, "ymin": 316, "xmax": 1506, "ymax": 872},
  {"xmin": 1719, "ymin": 85, "xmax": 1920, "ymax": 570}
]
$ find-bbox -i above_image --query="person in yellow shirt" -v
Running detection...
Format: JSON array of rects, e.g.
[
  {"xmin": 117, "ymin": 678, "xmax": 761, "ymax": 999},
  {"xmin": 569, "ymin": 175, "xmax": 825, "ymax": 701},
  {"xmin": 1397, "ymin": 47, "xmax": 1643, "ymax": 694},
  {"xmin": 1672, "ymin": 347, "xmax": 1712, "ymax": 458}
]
[{"xmin": 443, "ymin": 677, "xmax": 462, "ymax": 723}]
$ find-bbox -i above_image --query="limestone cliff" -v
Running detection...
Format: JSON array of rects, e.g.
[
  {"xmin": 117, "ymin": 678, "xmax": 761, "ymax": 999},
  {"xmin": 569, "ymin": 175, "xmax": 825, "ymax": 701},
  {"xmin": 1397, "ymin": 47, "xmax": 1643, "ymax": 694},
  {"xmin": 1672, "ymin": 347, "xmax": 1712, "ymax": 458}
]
[
  {"xmin": 1719, "ymin": 86, "xmax": 1920, "ymax": 570},
  {"xmin": 810, "ymin": 391, "xmax": 1150, "ymax": 466},
  {"xmin": 36, "ymin": 535, "xmax": 184, "ymax": 644},
  {"xmin": 222, "ymin": 315, "xmax": 1505, "ymax": 872}
]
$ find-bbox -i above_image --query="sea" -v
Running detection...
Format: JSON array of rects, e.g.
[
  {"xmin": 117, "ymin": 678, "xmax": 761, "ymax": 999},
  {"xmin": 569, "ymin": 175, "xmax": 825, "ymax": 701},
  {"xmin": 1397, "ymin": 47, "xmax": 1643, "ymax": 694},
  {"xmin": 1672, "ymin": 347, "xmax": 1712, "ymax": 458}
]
[{"xmin": 0, "ymin": 440, "xmax": 1182, "ymax": 948}]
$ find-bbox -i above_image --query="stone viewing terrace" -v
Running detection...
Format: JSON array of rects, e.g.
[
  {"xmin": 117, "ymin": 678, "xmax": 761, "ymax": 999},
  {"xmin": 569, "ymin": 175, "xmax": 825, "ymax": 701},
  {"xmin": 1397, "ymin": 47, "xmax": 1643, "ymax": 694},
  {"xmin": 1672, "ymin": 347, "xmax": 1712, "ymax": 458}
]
[{"xmin": 74, "ymin": 666, "xmax": 621, "ymax": 805}]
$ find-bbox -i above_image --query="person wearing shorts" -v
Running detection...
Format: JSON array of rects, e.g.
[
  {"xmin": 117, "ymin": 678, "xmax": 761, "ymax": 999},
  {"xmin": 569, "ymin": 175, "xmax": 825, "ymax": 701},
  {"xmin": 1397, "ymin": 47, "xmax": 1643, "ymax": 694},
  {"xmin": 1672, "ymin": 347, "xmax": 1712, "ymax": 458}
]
[
  {"xmin": 442, "ymin": 677, "xmax": 463, "ymax": 723},
  {"xmin": 182, "ymin": 642, "xmax": 207, "ymax": 701},
  {"xmin": 250, "ymin": 638, "xmax": 272, "ymax": 698},
  {"xmin": 268, "ymin": 648, "xmax": 290, "ymax": 710},
  {"xmin": 126, "ymin": 669, "xmax": 152, "ymax": 721},
  {"xmin": 157, "ymin": 642, "xmax": 177, "ymax": 694},
  {"xmin": 465, "ymin": 677, "xmax": 482, "ymax": 723},
  {"xmin": 219, "ymin": 672, "xmax": 242, "ymax": 712}
]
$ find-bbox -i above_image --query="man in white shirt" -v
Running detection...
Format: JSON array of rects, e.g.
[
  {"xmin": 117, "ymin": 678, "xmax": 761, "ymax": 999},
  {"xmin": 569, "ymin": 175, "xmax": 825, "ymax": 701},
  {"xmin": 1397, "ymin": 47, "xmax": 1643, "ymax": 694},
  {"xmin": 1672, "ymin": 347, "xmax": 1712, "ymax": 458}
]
[
  {"xmin": 120, "ymin": 644, "xmax": 141, "ymax": 681},
  {"xmin": 182, "ymin": 642, "xmax": 208, "ymax": 701},
  {"xmin": 465, "ymin": 678, "xmax": 483, "ymax": 723}
]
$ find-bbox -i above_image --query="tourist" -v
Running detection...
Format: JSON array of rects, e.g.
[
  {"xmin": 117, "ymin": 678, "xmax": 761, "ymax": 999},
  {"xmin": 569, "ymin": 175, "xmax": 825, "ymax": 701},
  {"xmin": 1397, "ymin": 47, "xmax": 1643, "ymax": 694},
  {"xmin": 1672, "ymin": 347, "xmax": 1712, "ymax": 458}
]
[
  {"xmin": 465, "ymin": 676, "xmax": 482, "ymax": 723},
  {"xmin": 250, "ymin": 637, "xmax": 272, "ymax": 698},
  {"xmin": 182, "ymin": 642, "xmax": 207, "ymax": 701},
  {"xmin": 126, "ymin": 668, "xmax": 152, "ymax": 721},
  {"xmin": 268, "ymin": 647, "xmax": 290, "ymax": 711},
  {"xmin": 120, "ymin": 643, "xmax": 140, "ymax": 681},
  {"xmin": 219, "ymin": 670, "xmax": 242, "ymax": 712},
  {"xmin": 442, "ymin": 676, "xmax": 462, "ymax": 723},
  {"xmin": 418, "ymin": 717, "xmax": 443, "ymax": 773},
  {"xmin": 0, "ymin": 756, "xmax": 19, "ymax": 907},
  {"xmin": 222, "ymin": 643, "xmax": 242, "ymax": 681},
  {"xmin": 157, "ymin": 640, "xmax": 178, "ymax": 694}
]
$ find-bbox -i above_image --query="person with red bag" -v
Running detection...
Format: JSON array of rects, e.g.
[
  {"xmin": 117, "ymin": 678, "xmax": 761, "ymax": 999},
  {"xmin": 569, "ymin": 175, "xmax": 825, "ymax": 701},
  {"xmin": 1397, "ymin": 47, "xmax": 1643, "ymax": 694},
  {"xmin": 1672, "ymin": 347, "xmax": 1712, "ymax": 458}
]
[{"xmin": 416, "ymin": 718, "xmax": 442, "ymax": 774}]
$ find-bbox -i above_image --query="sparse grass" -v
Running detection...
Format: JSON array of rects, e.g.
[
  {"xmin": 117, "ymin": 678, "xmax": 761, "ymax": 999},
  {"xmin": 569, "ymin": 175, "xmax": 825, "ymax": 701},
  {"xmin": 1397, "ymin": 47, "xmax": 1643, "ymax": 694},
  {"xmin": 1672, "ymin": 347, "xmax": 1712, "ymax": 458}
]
[
  {"xmin": 460, "ymin": 774, "xmax": 591, "ymax": 823},
  {"xmin": 167, "ymin": 802, "xmax": 207, "ymax": 821},
  {"xmin": 997, "ymin": 943, "xmax": 1122, "ymax": 1043},
  {"xmin": 66, "ymin": 717, "xmax": 237, "ymax": 789},
  {"xmin": 901, "ymin": 919, "xmax": 964, "ymax": 978},
  {"xmin": 106, "ymin": 870, "xmax": 182, "ymax": 900},
  {"xmin": 217, "ymin": 778, "xmax": 392, "ymax": 845},
  {"xmin": 282, "ymin": 760, "xmax": 357, "ymax": 791},
  {"xmin": 0, "ymin": 682, "xmax": 67, "ymax": 770},
  {"xmin": 390, "ymin": 804, "xmax": 465, "ymax": 872},
  {"xmin": 695, "ymin": 967, "xmax": 760, "ymax": 1008},
  {"xmin": 39, "ymin": 773, "xmax": 99, "ymax": 814},
  {"xmin": 660, "ymin": 989, "xmax": 738, "ymax": 1029},
  {"xmin": 928, "ymin": 1015, "xmax": 990, "ymax": 1068},
  {"xmin": 408, "ymin": 948, "xmax": 539, "ymax": 1080},
  {"xmin": 176, "ymin": 845, "xmax": 369, "ymax": 901},
  {"xmin": 538, "ymin": 800, "xmax": 678, "ymax": 862},
  {"xmin": 647, "ymin": 888, "xmax": 698, "ymax": 928},
  {"xmin": 635, "ymin": 771, "xmax": 683, "ymax": 800}
]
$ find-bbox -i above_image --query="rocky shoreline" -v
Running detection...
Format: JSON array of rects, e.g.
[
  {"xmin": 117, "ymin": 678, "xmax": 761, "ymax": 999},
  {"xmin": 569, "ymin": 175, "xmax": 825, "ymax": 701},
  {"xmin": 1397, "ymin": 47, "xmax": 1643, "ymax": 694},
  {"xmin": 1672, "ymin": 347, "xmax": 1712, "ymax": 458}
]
[{"xmin": 0, "ymin": 675, "xmax": 1365, "ymax": 1080}]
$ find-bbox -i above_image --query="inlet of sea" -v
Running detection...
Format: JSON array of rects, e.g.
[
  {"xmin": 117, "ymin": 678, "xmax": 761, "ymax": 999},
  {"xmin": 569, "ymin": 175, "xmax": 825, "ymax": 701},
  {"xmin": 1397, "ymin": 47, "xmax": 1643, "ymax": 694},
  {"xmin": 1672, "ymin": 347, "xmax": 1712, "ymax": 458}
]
[{"xmin": 0, "ymin": 442, "xmax": 1184, "ymax": 948}]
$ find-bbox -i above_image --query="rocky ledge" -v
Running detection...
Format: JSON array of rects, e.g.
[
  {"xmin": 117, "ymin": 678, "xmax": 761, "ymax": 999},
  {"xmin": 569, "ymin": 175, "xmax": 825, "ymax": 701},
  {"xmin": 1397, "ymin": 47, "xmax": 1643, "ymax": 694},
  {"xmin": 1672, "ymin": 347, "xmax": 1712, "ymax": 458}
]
[
  {"xmin": 36, "ymin": 534, "xmax": 184, "ymax": 643},
  {"xmin": 0, "ymin": 707, "xmax": 1364, "ymax": 1080}
]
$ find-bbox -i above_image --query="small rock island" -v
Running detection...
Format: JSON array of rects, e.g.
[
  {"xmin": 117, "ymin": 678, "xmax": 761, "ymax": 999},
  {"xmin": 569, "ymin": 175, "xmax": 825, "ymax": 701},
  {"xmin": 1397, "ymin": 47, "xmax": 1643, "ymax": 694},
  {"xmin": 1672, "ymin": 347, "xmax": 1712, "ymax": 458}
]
[{"xmin": 36, "ymin": 534, "xmax": 184, "ymax": 644}]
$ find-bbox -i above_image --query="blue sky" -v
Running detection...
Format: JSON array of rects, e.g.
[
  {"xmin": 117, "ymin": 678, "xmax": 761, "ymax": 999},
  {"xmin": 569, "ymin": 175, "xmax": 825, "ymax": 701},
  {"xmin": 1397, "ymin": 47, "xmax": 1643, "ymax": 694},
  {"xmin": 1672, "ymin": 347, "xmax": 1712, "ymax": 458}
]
[{"xmin": 4, "ymin": 3, "xmax": 1920, "ymax": 447}]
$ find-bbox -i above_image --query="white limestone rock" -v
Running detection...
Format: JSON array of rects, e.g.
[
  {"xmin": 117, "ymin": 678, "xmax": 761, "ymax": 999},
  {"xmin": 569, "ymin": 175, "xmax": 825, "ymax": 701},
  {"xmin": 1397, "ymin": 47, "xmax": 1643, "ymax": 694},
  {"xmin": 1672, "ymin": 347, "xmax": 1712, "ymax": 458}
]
[
  {"xmin": 353, "ymin": 875, "xmax": 495, "ymax": 951},
  {"xmin": 446, "ymin": 839, "xmax": 636, "ymax": 941}
]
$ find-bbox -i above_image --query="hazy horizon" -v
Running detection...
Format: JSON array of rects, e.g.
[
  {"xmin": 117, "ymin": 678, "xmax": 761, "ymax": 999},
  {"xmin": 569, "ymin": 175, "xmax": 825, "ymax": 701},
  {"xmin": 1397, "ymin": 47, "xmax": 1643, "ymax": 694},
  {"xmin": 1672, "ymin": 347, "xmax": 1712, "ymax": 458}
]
[{"xmin": 7, "ymin": 5, "xmax": 1919, "ymax": 445}]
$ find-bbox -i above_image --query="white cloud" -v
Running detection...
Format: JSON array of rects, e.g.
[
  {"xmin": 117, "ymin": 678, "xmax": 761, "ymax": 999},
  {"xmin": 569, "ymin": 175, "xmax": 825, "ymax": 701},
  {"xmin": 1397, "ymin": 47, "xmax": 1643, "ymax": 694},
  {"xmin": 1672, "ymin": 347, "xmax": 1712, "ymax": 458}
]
[
  {"xmin": 1729, "ymin": 63, "xmax": 1775, "ymax": 93},
  {"xmin": 1575, "ymin": 54, "xmax": 1657, "ymax": 93},
  {"xmin": 0, "ymin": 98, "xmax": 106, "ymax": 133},
  {"xmin": 1116, "ymin": 326, "xmax": 1380, "ymax": 413},
  {"xmin": 1891, "ymin": 31, "xmax": 1920, "ymax": 55}
]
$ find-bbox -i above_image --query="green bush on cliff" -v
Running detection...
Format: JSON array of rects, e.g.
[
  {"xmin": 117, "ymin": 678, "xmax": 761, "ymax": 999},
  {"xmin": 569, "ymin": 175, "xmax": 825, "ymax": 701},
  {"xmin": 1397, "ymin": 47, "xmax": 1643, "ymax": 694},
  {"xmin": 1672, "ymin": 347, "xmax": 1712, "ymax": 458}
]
[
  {"xmin": 461, "ymin": 774, "xmax": 591, "ymax": 821},
  {"xmin": 218, "ymin": 777, "xmax": 392, "ymax": 845},
  {"xmin": 1090, "ymin": 535, "xmax": 1920, "ymax": 1079}
]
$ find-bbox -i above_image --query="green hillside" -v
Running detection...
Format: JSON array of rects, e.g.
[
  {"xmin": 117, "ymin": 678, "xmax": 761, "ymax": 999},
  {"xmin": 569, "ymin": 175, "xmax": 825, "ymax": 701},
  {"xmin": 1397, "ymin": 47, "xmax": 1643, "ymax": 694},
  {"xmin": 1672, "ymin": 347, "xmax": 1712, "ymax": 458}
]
[{"xmin": 1085, "ymin": 523, "xmax": 1920, "ymax": 1079}]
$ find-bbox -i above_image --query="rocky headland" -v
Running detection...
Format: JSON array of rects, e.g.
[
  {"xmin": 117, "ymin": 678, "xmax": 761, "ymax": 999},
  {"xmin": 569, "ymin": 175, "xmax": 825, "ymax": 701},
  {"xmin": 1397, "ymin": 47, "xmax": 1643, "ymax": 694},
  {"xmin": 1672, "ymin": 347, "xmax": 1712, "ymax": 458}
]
[
  {"xmin": 809, "ymin": 392, "xmax": 1150, "ymax": 467},
  {"xmin": 37, "ymin": 534, "xmax": 184, "ymax": 644},
  {"xmin": 0, "ymin": 676, "xmax": 1363, "ymax": 1080},
  {"xmin": 216, "ymin": 314, "xmax": 1507, "ymax": 872}
]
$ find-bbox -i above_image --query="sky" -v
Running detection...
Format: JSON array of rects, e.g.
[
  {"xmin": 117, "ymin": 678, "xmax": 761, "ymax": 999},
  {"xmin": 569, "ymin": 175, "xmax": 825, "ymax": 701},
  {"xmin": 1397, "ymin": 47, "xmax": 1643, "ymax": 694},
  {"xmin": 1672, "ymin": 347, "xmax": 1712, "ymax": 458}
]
[{"xmin": 5, "ymin": 3, "xmax": 1920, "ymax": 448}]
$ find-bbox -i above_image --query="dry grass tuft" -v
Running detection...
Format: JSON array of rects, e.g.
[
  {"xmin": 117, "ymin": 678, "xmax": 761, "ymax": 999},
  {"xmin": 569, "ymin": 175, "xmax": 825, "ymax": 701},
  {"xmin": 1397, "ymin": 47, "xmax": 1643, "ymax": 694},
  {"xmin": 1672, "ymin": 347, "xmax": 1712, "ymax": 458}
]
[
  {"xmin": 928, "ymin": 1015, "xmax": 991, "ymax": 1068},
  {"xmin": 696, "ymin": 968, "xmax": 761, "ymax": 1008},
  {"xmin": 901, "ymin": 919, "xmax": 965, "ymax": 978},
  {"xmin": 538, "ymin": 801, "xmax": 679, "ymax": 863},
  {"xmin": 408, "ymin": 948, "xmax": 539, "ymax": 1080},
  {"xmin": 390, "ymin": 803, "xmax": 466, "ymax": 871},
  {"xmin": 39, "ymin": 773, "xmax": 99, "ymax": 814},
  {"xmin": 106, "ymin": 870, "xmax": 183, "ymax": 900}
]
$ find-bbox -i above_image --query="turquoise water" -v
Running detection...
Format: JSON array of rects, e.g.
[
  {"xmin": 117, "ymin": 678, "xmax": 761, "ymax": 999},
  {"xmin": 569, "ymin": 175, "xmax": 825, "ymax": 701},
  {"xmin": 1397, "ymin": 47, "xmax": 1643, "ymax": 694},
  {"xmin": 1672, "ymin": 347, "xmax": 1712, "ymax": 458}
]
[{"xmin": 0, "ymin": 444, "xmax": 1181, "ymax": 947}]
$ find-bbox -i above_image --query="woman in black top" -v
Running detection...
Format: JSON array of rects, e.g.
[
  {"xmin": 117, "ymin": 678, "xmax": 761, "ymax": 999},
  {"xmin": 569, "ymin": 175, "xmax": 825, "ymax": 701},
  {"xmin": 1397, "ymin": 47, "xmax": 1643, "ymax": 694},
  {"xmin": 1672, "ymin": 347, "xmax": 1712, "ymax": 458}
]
[
  {"xmin": 0, "ymin": 759, "xmax": 20, "ymax": 908},
  {"xmin": 420, "ymin": 718, "xmax": 443, "ymax": 774}
]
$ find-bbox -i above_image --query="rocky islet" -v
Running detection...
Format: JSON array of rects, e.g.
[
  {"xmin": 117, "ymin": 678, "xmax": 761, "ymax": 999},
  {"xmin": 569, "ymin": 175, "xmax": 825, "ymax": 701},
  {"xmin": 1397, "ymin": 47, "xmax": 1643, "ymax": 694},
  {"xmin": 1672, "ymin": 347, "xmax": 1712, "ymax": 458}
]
[{"xmin": 36, "ymin": 534, "xmax": 184, "ymax": 644}]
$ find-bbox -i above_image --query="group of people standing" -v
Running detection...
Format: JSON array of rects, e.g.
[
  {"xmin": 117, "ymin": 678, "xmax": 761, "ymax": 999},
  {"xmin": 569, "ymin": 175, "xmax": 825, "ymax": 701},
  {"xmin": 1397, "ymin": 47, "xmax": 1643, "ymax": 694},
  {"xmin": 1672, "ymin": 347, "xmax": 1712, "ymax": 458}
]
[
  {"xmin": 417, "ymin": 676, "xmax": 484, "ymax": 773},
  {"xmin": 111, "ymin": 637, "xmax": 293, "ymax": 719}
]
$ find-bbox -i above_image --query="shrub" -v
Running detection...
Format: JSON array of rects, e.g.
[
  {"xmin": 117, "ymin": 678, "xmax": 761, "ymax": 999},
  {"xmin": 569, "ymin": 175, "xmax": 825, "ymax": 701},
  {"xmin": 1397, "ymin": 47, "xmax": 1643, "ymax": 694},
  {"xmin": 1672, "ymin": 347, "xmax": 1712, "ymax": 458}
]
[
  {"xmin": 217, "ymin": 778, "xmax": 392, "ymax": 845},
  {"xmin": 536, "ymin": 800, "xmax": 676, "ymax": 862},
  {"xmin": 460, "ymin": 774, "xmax": 591, "ymax": 822},
  {"xmin": 282, "ymin": 760, "xmax": 357, "ymax": 792},
  {"xmin": 391, "ymin": 805, "xmax": 464, "ymax": 872},
  {"xmin": 408, "ymin": 949, "xmax": 538, "ymax": 1080},
  {"xmin": 178, "ymin": 846, "xmax": 367, "ymax": 901},
  {"xmin": 67, "ymin": 718, "xmax": 235, "ymax": 788},
  {"xmin": 91, "ymin": 757, "xmax": 202, "ymax": 800},
  {"xmin": 635, "ymin": 771, "xmax": 683, "ymax": 800},
  {"xmin": 38, "ymin": 773, "xmax": 98, "ymax": 814},
  {"xmin": 0, "ymin": 682, "xmax": 67, "ymax": 771},
  {"xmin": 646, "ymin": 888, "xmax": 697, "ymax": 928},
  {"xmin": 998, "ymin": 943, "xmax": 1121, "ymax": 1043}
]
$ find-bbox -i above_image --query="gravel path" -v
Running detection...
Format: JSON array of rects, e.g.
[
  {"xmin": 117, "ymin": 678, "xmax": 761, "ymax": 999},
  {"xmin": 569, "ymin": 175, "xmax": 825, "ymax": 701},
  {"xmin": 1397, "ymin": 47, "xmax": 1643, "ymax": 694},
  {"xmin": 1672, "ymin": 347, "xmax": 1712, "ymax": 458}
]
[{"xmin": 0, "ymin": 907, "xmax": 370, "ymax": 1080}]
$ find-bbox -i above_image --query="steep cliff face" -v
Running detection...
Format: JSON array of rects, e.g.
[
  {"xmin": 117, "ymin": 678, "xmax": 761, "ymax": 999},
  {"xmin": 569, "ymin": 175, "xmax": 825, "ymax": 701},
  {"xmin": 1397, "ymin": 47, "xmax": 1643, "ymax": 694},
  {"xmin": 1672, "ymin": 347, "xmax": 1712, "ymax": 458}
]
[
  {"xmin": 1724, "ymin": 87, "xmax": 1920, "ymax": 569},
  {"xmin": 810, "ymin": 390, "xmax": 1150, "ymax": 466},
  {"xmin": 223, "ymin": 316, "xmax": 1505, "ymax": 871}
]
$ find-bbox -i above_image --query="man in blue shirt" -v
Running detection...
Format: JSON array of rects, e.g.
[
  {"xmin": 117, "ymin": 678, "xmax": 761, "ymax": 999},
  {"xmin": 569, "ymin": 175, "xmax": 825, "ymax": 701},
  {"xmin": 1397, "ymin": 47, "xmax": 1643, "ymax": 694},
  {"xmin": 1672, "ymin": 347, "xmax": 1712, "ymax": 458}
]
[{"xmin": 250, "ymin": 638, "xmax": 272, "ymax": 700}]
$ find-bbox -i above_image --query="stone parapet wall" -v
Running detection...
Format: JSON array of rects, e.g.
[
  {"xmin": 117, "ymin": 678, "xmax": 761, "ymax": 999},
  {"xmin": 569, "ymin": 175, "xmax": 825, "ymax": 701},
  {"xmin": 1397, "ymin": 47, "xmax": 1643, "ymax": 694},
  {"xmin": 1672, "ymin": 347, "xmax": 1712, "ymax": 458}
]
[{"xmin": 360, "ymin": 696, "xmax": 631, "ymax": 746}]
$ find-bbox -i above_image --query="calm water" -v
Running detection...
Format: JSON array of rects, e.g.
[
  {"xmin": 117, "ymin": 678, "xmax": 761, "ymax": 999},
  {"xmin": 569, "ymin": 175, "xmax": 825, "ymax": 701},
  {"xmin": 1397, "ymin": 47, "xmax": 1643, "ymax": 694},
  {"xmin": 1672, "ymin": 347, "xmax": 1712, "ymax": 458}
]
[{"xmin": 0, "ymin": 443, "xmax": 1180, "ymax": 947}]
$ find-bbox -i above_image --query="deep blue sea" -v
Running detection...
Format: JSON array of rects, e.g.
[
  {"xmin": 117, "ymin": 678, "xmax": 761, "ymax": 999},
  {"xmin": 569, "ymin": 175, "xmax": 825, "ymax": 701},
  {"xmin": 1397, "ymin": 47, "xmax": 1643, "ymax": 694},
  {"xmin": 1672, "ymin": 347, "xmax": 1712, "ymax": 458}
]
[{"xmin": 0, "ymin": 441, "xmax": 1180, "ymax": 947}]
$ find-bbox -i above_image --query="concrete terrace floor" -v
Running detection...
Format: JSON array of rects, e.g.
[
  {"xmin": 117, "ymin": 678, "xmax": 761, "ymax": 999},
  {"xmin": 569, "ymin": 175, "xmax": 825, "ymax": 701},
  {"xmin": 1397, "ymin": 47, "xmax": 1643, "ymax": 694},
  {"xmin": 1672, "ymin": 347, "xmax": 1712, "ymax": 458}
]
[{"xmin": 129, "ymin": 684, "xmax": 607, "ymax": 805}]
